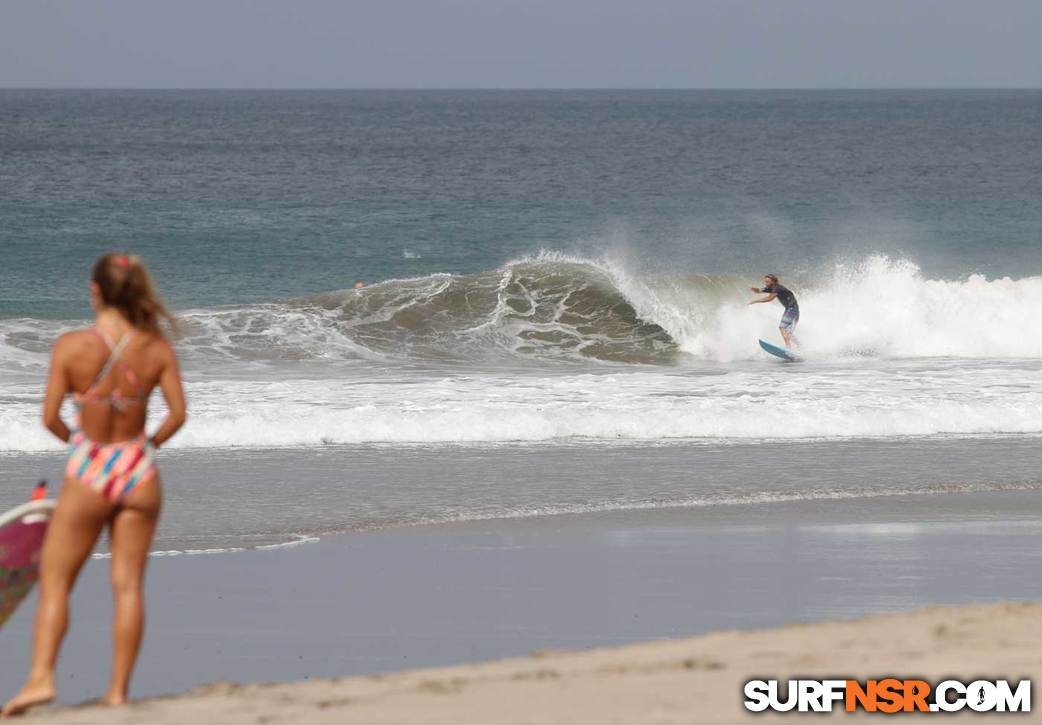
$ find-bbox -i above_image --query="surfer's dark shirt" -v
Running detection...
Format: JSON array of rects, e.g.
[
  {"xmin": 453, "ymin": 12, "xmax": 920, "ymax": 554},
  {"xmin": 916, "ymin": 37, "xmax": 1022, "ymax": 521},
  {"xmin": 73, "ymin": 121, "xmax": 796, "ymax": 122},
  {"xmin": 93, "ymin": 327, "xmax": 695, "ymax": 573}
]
[{"xmin": 761, "ymin": 283, "xmax": 798, "ymax": 311}]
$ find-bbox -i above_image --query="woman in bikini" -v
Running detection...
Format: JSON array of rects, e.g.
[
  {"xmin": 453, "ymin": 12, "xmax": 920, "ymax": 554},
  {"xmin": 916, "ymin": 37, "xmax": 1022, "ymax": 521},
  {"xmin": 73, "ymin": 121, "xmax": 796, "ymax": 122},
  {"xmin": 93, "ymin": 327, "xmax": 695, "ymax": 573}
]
[{"xmin": 3, "ymin": 253, "xmax": 186, "ymax": 716}]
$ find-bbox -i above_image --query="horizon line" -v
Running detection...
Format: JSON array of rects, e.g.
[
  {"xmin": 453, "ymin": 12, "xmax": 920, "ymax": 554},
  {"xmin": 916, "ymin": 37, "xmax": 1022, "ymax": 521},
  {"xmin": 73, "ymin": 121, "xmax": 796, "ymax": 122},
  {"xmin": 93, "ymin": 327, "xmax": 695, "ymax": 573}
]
[{"xmin": 1, "ymin": 85, "xmax": 1040, "ymax": 92}]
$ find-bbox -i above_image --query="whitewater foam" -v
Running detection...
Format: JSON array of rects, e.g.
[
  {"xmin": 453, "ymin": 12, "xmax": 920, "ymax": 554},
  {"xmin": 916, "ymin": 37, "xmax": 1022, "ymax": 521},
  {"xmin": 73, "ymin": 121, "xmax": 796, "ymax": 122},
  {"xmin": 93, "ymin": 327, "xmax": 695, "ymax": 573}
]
[
  {"xmin": 89, "ymin": 535, "xmax": 321, "ymax": 560},
  {"xmin": 2, "ymin": 359, "xmax": 1040, "ymax": 451},
  {"xmin": 684, "ymin": 256, "xmax": 1042, "ymax": 361}
]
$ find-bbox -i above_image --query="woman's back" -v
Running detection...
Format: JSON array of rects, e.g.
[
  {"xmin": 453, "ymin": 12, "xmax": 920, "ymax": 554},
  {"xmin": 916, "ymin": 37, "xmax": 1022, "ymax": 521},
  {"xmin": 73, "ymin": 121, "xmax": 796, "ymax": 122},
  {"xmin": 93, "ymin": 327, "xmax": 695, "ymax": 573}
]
[{"xmin": 63, "ymin": 325, "xmax": 169, "ymax": 444}]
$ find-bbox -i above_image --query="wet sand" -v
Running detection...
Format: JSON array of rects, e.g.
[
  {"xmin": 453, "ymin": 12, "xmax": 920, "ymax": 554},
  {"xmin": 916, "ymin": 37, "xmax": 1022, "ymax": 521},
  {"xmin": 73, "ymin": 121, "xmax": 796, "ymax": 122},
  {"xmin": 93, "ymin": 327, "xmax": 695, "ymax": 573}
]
[{"xmin": 5, "ymin": 437, "xmax": 1042, "ymax": 555}]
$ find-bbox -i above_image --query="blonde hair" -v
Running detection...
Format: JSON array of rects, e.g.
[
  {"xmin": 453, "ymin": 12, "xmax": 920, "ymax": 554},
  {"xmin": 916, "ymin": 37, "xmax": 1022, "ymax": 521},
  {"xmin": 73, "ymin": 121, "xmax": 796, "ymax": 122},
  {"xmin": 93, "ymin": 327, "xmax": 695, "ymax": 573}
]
[{"xmin": 92, "ymin": 253, "xmax": 178, "ymax": 336}]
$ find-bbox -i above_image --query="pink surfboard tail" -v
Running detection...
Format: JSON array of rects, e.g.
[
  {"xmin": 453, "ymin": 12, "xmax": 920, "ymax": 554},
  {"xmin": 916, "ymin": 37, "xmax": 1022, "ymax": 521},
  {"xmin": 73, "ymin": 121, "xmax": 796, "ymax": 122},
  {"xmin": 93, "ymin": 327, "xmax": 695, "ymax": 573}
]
[{"xmin": 0, "ymin": 498, "xmax": 56, "ymax": 628}]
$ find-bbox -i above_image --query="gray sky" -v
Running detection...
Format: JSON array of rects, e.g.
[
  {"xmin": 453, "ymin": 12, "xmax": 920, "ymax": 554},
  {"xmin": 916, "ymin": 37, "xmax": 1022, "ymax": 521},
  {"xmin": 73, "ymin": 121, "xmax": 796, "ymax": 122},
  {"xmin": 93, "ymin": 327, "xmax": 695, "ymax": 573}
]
[{"xmin": 2, "ymin": 0, "xmax": 1041, "ymax": 88}]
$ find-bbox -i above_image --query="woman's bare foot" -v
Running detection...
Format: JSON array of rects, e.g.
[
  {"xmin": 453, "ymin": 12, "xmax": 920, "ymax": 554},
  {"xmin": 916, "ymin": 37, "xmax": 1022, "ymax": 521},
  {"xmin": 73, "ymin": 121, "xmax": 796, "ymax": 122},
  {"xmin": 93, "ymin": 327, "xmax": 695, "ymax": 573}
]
[
  {"xmin": 1, "ymin": 681, "xmax": 55, "ymax": 717},
  {"xmin": 101, "ymin": 691, "xmax": 127, "ymax": 707}
]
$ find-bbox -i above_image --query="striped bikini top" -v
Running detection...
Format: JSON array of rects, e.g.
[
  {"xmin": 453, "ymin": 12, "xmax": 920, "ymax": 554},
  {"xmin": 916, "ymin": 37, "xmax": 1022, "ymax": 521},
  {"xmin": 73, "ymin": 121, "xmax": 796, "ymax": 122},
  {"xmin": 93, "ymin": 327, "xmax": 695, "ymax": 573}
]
[{"xmin": 73, "ymin": 328, "xmax": 149, "ymax": 413}]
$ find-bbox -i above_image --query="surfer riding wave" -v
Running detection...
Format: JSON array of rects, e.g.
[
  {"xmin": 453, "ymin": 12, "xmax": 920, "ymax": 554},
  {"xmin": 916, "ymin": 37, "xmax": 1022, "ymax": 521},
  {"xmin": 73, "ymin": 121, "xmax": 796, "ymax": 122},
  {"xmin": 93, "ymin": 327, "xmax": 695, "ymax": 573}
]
[{"xmin": 749, "ymin": 273, "xmax": 799, "ymax": 349}]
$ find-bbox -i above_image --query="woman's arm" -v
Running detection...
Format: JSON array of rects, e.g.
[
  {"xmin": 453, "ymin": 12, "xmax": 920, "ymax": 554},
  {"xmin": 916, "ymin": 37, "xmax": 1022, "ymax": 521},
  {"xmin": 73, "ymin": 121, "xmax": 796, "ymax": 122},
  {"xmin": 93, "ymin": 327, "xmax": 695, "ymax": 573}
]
[
  {"xmin": 42, "ymin": 336, "xmax": 72, "ymax": 443},
  {"xmin": 149, "ymin": 342, "xmax": 187, "ymax": 449}
]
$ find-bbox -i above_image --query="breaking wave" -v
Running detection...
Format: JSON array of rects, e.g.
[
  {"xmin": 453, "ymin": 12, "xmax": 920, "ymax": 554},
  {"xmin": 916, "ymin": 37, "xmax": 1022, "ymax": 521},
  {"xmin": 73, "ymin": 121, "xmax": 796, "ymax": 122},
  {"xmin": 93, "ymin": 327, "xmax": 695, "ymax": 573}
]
[
  {"xmin": 4, "ymin": 253, "xmax": 1042, "ymax": 369},
  {"xmin": 3, "ymin": 253, "xmax": 1042, "ymax": 451}
]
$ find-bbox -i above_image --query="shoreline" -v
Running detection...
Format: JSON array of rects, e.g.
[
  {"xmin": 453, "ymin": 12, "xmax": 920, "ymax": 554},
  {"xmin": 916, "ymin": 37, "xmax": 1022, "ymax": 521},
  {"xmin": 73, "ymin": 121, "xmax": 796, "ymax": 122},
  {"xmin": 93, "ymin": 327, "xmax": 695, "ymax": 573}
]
[
  {"xmin": 17, "ymin": 601, "xmax": 1042, "ymax": 723},
  {"xmin": 5, "ymin": 435, "xmax": 1042, "ymax": 554}
]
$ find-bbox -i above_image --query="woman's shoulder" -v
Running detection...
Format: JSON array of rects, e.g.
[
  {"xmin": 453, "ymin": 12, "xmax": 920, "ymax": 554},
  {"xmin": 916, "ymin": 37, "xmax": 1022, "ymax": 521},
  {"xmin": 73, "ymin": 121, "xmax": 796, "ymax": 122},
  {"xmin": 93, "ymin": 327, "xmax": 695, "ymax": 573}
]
[
  {"xmin": 49, "ymin": 329, "xmax": 105, "ymax": 369},
  {"xmin": 134, "ymin": 329, "xmax": 177, "ymax": 360},
  {"xmin": 55, "ymin": 328, "xmax": 103, "ymax": 349}
]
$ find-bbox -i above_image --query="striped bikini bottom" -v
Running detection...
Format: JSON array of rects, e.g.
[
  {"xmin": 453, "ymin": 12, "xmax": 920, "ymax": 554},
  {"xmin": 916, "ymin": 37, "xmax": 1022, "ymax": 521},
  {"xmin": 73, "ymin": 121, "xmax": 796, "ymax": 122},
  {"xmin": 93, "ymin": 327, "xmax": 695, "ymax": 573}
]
[{"xmin": 66, "ymin": 432, "xmax": 157, "ymax": 502}]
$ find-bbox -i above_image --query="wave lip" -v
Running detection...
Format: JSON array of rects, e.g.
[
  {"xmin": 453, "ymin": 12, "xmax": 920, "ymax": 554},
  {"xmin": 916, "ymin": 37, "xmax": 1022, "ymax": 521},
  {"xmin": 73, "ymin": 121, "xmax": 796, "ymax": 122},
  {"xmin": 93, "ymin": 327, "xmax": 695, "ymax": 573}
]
[{"xmin": 301, "ymin": 252, "xmax": 677, "ymax": 364}]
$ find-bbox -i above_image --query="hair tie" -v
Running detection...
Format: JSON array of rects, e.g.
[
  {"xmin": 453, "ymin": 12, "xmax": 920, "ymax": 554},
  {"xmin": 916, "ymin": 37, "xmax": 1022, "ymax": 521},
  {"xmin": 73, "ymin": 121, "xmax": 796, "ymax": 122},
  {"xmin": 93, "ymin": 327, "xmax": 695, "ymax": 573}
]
[{"xmin": 117, "ymin": 255, "xmax": 130, "ymax": 268}]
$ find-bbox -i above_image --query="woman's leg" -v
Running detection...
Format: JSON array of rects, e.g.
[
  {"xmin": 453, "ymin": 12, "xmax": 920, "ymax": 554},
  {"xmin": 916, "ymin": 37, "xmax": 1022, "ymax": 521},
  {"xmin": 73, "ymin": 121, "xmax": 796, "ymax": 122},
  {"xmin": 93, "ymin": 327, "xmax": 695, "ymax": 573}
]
[
  {"xmin": 104, "ymin": 473, "xmax": 161, "ymax": 706},
  {"xmin": 2, "ymin": 479, "xmax": 110, "ymax": 717}
]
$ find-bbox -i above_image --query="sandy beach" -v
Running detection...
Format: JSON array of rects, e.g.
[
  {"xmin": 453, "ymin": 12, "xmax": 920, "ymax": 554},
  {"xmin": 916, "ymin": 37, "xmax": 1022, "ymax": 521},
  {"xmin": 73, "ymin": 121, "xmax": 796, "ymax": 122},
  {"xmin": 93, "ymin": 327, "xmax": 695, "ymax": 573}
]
[
  {"xmin": 4, "ymin": 481, "xmax": 1042, "ymax": 722},
  {"xmin": 10, "ymin": 600, "xmax": 1039, "ymax": 723}
]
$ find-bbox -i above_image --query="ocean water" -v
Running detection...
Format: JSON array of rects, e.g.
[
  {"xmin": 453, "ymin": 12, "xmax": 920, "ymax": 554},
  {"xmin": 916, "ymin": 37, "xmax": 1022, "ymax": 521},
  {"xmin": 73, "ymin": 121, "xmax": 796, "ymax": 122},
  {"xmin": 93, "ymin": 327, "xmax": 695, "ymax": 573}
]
[{"xmin": 2, "ymin": 90, "xmax": 1041, "ymax": 547}]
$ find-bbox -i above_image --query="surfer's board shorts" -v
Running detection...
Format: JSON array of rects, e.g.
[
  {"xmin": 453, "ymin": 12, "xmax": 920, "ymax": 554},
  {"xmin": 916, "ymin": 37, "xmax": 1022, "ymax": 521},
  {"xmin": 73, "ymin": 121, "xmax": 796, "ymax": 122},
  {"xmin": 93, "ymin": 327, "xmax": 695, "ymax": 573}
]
[{"xmin": 780, "ymin": 307, "xmax": 799, "ymax": 331}]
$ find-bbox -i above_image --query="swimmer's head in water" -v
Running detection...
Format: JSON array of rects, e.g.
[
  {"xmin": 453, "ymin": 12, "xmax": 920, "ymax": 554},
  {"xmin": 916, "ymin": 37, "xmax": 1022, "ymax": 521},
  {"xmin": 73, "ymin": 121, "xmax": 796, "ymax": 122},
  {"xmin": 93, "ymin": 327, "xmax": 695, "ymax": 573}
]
[
  {"xmin": 91, "ymin": 253, "xmax": 178, "ymax": 336},
  {"xmin": 354, "ymin": 281, "xmax": 365, "ymax": 290}
]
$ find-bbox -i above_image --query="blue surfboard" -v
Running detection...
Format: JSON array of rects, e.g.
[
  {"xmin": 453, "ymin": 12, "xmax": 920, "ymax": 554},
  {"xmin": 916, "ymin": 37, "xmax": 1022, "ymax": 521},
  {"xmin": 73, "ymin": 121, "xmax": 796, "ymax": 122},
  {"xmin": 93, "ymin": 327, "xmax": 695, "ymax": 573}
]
[{"xmin": 758, "ymin": 339, "xmax": 798, "ymax": 362}]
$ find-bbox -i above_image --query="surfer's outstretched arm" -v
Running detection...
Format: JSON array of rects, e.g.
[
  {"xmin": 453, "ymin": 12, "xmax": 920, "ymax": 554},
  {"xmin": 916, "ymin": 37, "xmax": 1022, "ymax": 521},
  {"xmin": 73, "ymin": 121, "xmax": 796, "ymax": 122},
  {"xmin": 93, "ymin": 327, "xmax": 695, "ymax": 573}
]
[{"xmin": 748, "ymin": 291, "xmax": 777, "ymax": 305}]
